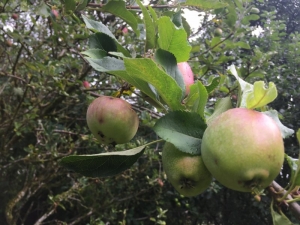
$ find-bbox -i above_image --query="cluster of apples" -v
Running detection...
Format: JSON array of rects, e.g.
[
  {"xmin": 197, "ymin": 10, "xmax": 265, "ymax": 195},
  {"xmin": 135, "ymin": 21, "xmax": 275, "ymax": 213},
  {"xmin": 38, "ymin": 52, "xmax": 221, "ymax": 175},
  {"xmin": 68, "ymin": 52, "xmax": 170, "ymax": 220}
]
[
  {"xmin": 85, "ymin": 62, "xmax": 284, "ymax": 198},
  {"xmin": 163, "ymin": 100, "xmax": 284, "ymax": 197},
  {"xmin": 163, "ymin": 108, "xmax": 284, "ymax": 197}
]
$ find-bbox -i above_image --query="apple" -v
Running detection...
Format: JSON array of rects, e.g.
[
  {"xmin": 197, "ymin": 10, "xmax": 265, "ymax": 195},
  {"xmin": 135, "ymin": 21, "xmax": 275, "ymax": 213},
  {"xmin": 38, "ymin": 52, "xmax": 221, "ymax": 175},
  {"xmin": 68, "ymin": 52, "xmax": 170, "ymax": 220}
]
[
  {"xmin": 11, "ymin": 13, "xmax": 18, "ymax": 20},
  {"xmin": 201, "ymin": 108, "xmax": 284, "ymax": 192},
  {"xmin": 6, "ymin": 40, "xmax": 13, "ymax": 47},
  {"xmin": 214, "ymin": 28, "xmax": 223, "ymax": 36},
  {"xmin": 162, "ymin": 142, "xmax": 212, "ymax": 197},
  {"xmin": 86, "ymin": 96, "xmax": 139, "ymax": 145},
  {"xmin": 122, "ymin": 27, "xmax": 128, "ymax": 35},
  {"xmin": 51, "ymin": 9, "xmax": 59, "ymax": 19},
  {"xmin": 82, "ymin": 81, "xmax": 90, "ymax": 88},
  {"xmin": 177, "ymin": 62, "xmax": 194, "ymax": 96}
]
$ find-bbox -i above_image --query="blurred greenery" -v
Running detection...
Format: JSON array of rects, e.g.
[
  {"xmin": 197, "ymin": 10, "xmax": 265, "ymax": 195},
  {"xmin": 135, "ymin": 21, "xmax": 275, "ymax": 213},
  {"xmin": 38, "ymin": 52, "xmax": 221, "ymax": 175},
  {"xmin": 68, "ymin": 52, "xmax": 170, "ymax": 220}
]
[{"xmin": 0, "ymin": 0, "xmax": 299, "ymax": 224}]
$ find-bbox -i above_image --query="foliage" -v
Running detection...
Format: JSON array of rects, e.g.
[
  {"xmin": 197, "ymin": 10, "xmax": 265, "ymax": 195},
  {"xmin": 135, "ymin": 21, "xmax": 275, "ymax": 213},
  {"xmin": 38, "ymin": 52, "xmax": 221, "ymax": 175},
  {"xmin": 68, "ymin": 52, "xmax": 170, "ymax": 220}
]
[{"xmin": 1, "ymin": 0, "xmax": 300, "ymax": 224}]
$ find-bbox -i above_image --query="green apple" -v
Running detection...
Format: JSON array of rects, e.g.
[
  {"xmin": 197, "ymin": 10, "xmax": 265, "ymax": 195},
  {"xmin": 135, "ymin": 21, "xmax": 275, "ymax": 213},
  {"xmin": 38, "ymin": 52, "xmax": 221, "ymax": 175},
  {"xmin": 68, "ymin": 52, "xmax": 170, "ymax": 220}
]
[
  {"xmin": 162, "ymin": 142, "xmax": 212, "ymax": 197},
  {"xmin": 86, "ymin": 96, "xmax": 139, "ymax": 145},
  {"xmin": 201, "ymin": 108, "xmax": 284, "ymax": 192}
]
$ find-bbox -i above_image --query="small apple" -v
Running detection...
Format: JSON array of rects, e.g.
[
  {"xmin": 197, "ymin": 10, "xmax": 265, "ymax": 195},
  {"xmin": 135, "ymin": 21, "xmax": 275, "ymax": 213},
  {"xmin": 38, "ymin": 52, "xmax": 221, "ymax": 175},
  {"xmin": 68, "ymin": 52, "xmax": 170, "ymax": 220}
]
[
  {"xmin": 11, "ymin": 13, "xmax": 18, "ymax": 20},
  {"xmin": 201, "ymin": 108, "xmax": 284, "ymax": 193},
  {"xmin": 214, "ymin": 28, "xmax": 223, "ymax": 36},
  {"xmin": 86, "ymin": 96, "xmax": 139, "ymax": 145},
  {"xmin": 162, "ymin": 142, "xmax": 212, "ymax": 197},
  {"xmin": 6, "ymin": 40, "xmax": 13, "ymax": 47},
  {"xmin": 122, "ymin": 27, "xmax": 128, "ymax": 35},
  {"xmin": 82, "ymin": 81, "xmax": 90, "ymax": 88},
  {"xmin": 177, "ymin": 62, "xmax": 194, "ymax": 96},
  {"xmin": 51, "ymin": 9, "xmax": 59, "ymax": 19}
]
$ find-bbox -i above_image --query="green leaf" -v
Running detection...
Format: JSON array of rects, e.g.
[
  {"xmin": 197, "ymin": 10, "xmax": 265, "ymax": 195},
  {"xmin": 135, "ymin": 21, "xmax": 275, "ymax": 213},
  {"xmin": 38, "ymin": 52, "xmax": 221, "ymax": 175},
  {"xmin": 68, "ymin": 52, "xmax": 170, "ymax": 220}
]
[
  {"xmin": 82, "ymin": 15, "xmax": 130, "ymax": 57},
  {"xmin": 111, "ymin": 70, "xmax": 159, "ymax": 102},
  {"xmin": 153, "ymin": 111, "xmax": 207, "ymax": 155},
  {"xmin": 85, "ymin": 56, "xmax": 159, "ymax": 102},
  {"xmin": 224, "ymin": 3, "xmax": 237, "ymax": 28},
  {"xmin": 154, "ymin": 49, "xmax": 185, "ymax": 96},
  {"xmin": 172, "ymin": 10, "xmax": 182, "ymax": 27},
  {"xmin": 183, "ymin": 0, "xmax": 228, "ymax": 9},
  {"xmin": 124, "ymin": 58, "xmax": 184, "ymax": 110},
  {"xmin": 205, "ymin": 76, "xmax": 221, "ymax": 93},
  {"xmin": 184, "ymin": 81, "xmax": 208, "ymax": 119},
  {"xmin": 82, "ymin": 15, "xmax": 115, "ymax": 36},
  {"xmin": 247, "ymin": 70, "xmax": 266, "ymax": 79},
  {"xmin": 285, "ymin": 155, "xmax": 300, "ymax": 187},
  {"xmin": 235, "ymin": 41, "xmax": 251, "ymax": 49},
  {"xmin": 89, "ymin": 33, "xmax": 117, "ymax": 52},
  {"xmin": 136, "ymin": 0, "xmax": 156, "ymax": 50},
  {"xmin": 81, "ymin": 49, "xmax": 107, "ymax": 59},
  {"xmin": 206, "ymin": 97, "xmax": 232, "ymax": 124},
  {"xmin": 59, "ymin": 145, "xmax": 146, "ymax": 177},
  {"xmin": 271, "ymin": 201, "xmax": 294, "ymax": 225},
  {"xmin": 85, "ymin": 57, "xmax": 125, "ymax": 72},
  {"xmin": 297, "ymin": 129, "xmax": 300, "ymax": 145},
  {"xmin": 262, "ymin": 110, "xmax": 294, "ymax": 139},
  {"xmin": 102, "ymin": 0, "xmax": 139, "ymax": 35},
  {"xmin": 75, "ymin": 0, "xmax": 88, "ymax": 11},
  {"xmin": 64, "ymin": 0, "xmax": 76, "ymax": 12},
  {"xmin": 157, "ymin": 16, "xmax": 191, "ymax": 62},
  {"xmin": 37, "ymin": 2, "xmax": 50, "ymax": 17},
  {"xmin": 229, "ymin": 65, "xmax": 278, "ymax": 109},
  {"xmin": 242, "ymin": 14, "xmax": 260, "ymax": 25}
]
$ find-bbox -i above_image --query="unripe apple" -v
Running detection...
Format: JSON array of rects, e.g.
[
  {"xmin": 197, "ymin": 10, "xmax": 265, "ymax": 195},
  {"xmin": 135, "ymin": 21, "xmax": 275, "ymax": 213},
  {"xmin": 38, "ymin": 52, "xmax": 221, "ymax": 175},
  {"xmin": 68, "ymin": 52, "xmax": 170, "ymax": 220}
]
[
  {"xmin": 162, "ymin": 142, "xmax": 212, "ymax": 197},
  {"xmin": 201, "ymin": 108, "xmax": 284, "ymax": 192},
  {"xmin": 177, "ymin": 62, "xmax": 194, "ymax": 96},
  {"xmin": 86, "ymin": 96, "xmax": 139, "ymax": 145},
  {"xmin": 214, "ymin": 28, "xmax": 223, "ymax": 36}
]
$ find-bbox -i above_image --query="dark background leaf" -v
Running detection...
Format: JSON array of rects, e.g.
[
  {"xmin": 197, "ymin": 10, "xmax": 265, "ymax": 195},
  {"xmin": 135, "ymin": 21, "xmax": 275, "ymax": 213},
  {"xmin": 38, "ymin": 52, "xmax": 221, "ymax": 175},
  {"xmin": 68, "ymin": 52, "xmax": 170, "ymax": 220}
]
[{"xmin": 59, "ymin": 146, "xmax": 146, "ymax": 177}]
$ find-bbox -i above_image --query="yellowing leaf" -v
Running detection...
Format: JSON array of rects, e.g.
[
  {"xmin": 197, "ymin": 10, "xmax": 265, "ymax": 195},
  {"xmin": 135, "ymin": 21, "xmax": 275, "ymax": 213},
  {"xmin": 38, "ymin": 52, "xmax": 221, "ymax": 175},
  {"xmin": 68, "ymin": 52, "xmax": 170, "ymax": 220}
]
[
  {"xmin": 229, "ymin": 65, "xmax": 278, "ymax": 109},
  {"xmin": 246, "ymin": 81, "xmax": 277, "ymax": 109}
]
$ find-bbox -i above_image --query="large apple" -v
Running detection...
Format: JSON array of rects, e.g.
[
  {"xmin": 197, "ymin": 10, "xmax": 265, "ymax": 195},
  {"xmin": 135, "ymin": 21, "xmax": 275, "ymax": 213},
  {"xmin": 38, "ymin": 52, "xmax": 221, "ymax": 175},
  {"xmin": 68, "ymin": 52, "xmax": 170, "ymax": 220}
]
[
  {"xmin": 177, "ymin": 62, "xmax": 194, "ymax": 96},
  {"xmin": 201, "ymin": 108, "xmax": 284, "ymax": 192},
  {"xmin": 86, "ymin": 96, "xmax": 139, "ymax": 145},
  {"xmin": 162, "ymin": 142, "xmax": 212, "ymax": 197}
]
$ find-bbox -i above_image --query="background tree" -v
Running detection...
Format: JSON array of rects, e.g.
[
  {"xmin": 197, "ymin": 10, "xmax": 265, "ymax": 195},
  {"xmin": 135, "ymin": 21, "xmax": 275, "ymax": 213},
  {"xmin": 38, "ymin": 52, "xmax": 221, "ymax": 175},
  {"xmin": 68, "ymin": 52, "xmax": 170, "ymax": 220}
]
[{"xmin": 1, "ymin": 0, "xmax": 300, "ymax": 225}]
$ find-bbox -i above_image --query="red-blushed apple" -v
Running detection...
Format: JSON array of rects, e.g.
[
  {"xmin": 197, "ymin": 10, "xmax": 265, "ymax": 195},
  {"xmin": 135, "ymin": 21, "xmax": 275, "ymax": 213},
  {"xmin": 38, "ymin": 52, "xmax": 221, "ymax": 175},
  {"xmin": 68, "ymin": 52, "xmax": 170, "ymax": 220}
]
[
  {"xmin": 51, "ymin": 9, "xmax": 59, "ymax": 19},
  {"xmin": 201, "ymin": 108, "xmax": 284, "ymax": 193},
  {"xmin": 11, "ymin": 13, "xmax": 18, "ymax": 20},
  {"xmin": 122, "ymin": 27, "xmax": 128, "ymax": 35},
  {"xmin": 177, "ymin": 62, "xmax": 194, "ymax": 96},
  {"xmin": 86, "ymin": 96, "xmax": 139, "ymax": 145},
  {"xmin": 82, "ymin": 81, "xmax": 90, "ymax": 88}
]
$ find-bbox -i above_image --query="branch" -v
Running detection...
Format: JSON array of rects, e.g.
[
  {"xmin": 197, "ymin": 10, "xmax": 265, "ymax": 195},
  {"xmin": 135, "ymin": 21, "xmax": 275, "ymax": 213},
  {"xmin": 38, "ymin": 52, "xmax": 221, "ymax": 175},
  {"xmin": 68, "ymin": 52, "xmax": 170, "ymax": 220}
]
[
  {"xmin": 87, "ymin": 3, "xmax": 177, "ymax": 10},
  {"xmin": 271, "ymin": 181, "xmax": 300, "ymax": 220},
  {"xmin": 33, "ymin": 207, "xmax": 56, "ymax": 225}
]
